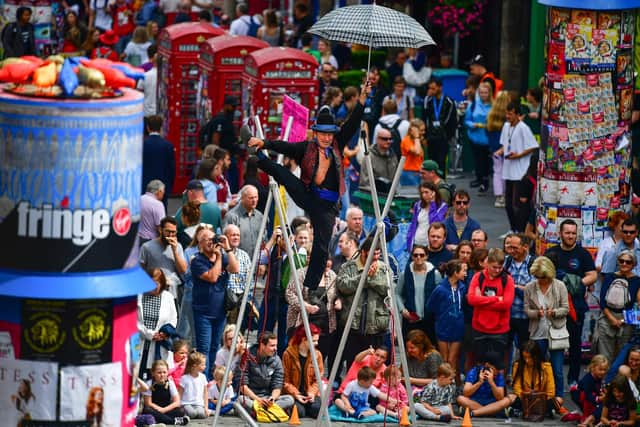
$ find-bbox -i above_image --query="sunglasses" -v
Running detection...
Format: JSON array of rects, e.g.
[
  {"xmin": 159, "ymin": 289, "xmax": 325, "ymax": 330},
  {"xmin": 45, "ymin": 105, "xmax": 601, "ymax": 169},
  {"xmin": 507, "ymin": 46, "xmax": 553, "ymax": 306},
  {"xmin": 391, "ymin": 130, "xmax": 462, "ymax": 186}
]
[
  {"xmin": 619, "ymin": 258, "xmax": 635, "ymax": 265},
  {"xmin": 412, "ymin": 253, "xmax": 426, "ymax": 258},
  {"xmin": 378, "ymin": 136, "xmax": 393, "ymax": 142},
  {"xmin": 455, "ymin": 200, "xmax": 470, "ymax": 206},
  {"xmin": 622, "ymin": 229, "xmax": 637, "ymax": 235}
]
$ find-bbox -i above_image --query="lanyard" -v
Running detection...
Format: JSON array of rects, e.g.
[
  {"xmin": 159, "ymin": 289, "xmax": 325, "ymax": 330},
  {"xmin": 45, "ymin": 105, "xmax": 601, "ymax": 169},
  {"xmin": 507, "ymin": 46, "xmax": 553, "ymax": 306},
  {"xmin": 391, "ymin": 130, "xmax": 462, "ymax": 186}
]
[{"xmin": 432, "ymin": 96, "xmax": 444, "ymax": 122}]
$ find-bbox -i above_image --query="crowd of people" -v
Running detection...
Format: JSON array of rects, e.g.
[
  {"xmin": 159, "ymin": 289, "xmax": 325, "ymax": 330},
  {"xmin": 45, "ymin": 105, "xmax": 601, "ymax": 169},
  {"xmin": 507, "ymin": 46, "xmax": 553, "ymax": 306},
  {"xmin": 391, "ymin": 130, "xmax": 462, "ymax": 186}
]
[
  {"xmin": 11, "ymin": 1, "xmax": 634, "ymax": 426},
  {"xmin": 135, "ymin": 59, "xmax": 640, "ymax": 427}
]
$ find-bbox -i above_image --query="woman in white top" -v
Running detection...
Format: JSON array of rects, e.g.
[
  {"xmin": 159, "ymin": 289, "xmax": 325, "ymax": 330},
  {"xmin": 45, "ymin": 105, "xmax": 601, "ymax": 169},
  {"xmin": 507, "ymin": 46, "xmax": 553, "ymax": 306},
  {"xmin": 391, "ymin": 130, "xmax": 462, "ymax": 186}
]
[
  {"xmin": 318, "ymin": 39, "xmax": 339, "ymax": 70},
  {"xmin": 214, "ymin": 324, "xmax": 246, "ymax": 372},
  {"xmin": 137, "ymin": 268, "xmax": 178, "ymax": 379},
  {"xmin": 123, "ymin": 26, "xmax": 152, "ymax": 67},
  {"xmin": 596, "ymin": 211, "xmax": 630, "ymax": 270}
]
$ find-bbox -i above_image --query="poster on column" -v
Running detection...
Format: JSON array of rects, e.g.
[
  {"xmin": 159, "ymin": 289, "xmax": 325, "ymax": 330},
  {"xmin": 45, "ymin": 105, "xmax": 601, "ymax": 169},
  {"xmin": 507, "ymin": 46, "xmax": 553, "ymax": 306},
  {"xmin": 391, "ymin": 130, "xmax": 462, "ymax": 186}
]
[
  {"xmin": 59, "ymin": 362, "xmax": 123, "ymax": 426},
  {"xmin": 0, "ymin": 358, "xmax": 58, "ymax": 426}
]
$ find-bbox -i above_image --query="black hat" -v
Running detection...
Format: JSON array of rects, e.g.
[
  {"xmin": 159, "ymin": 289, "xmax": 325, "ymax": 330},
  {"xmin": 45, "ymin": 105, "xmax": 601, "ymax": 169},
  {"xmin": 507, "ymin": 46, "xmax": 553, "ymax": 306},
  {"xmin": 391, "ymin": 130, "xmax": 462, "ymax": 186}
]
[
  {"xmin": 186, "ymin": 179, "xmax": 204, "ymax": 191},
  {"xmin": 311, "ymin": 105, "xmax": 339, "ymax": 133},
  {"xmin": 224, "ymin": 95, "xmax": 239, "ymax": 107},
  {"xmin": 467, "ymin": 53, "xmax": 487, "ymax": 68}
]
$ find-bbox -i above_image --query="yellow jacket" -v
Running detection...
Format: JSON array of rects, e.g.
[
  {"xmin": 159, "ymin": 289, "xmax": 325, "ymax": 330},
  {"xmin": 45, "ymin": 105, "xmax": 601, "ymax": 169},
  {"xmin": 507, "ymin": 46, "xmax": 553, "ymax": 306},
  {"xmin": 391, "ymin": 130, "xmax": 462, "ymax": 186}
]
[{"xmin": 511, "ymin": 361, "xmax": 555, "ymax": 399}]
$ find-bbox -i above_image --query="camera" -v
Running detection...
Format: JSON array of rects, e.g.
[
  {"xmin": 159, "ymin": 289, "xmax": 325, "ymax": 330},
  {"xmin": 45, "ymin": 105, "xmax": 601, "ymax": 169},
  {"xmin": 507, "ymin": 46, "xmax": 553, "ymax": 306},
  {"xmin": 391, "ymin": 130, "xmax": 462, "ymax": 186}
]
[{"xmin": 211, "ymin": 235, "xmax": 222, "ymax": 245}]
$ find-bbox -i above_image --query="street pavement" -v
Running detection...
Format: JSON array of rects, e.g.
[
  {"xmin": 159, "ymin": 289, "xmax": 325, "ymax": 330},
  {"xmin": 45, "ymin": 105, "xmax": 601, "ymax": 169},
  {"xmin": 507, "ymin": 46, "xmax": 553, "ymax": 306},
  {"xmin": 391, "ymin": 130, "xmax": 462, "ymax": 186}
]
[{"xmin": 168, "ymin": 173, "xmax": 582, "ymax": 426}]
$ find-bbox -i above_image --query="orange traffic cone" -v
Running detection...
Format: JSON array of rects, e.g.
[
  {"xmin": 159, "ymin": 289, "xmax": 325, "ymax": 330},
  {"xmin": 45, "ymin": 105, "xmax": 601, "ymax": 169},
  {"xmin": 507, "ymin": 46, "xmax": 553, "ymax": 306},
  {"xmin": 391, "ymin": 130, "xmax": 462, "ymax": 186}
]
[
  {"xmin": 462, "ymin": 407, "xmax": 472, "ymax": 427},
  {"xmin": 288, "ymin": 404, "xmax": 301, "ymax": 426},
  {"xmin": 399, "ymin": 406, "xmax": 411, "ymax": 426}
]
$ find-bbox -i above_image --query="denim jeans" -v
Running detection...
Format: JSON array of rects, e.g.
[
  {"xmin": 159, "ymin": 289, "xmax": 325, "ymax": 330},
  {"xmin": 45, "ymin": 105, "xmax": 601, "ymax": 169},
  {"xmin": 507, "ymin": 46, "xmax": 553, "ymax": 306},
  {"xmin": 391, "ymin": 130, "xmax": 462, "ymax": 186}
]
[
  {"xmin": 193, "ymin": 310, "xmax": 226, "ymax": 379},
  {"xmin": 400, "ymin": 170, "xmax": 421, "ymax": 186},
  {"xmin": 534, "ymin": 339, "xmax": 565, "ymax": 397}
]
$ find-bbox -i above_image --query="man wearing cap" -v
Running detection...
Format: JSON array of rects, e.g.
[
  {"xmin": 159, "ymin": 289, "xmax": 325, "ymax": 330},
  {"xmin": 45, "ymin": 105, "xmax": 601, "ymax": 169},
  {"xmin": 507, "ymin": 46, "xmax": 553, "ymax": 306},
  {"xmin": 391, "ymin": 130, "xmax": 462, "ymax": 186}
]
[
  {"xmin": 248, "ymin": 83, "xmax": 370, "ymax": 290},
  {"xmin": 175, "ymin": 179, "xmax": 222, "ymax": 234},
  {"xmin": 358, "ymin": 127, "xmax": 399, "ymax": 192},
  {"xmin": 421, "ymin": 159, "xmax": 453, "ymax": 206},
  {"xmin": 423, "ymin": 78, "xmax": 457, "ymax": 175},
  {"xmin": 467, "ymin": 54, "xmax": 503, "ymax": 97}
]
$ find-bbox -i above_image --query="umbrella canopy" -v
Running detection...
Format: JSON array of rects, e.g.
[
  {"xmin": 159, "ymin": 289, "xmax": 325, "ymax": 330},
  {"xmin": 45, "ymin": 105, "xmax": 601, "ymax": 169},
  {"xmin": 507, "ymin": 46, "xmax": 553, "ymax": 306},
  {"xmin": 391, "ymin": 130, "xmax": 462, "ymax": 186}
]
[{"xmin": 308, "ymin": 3, "xmax": 435, "ymax": 49}]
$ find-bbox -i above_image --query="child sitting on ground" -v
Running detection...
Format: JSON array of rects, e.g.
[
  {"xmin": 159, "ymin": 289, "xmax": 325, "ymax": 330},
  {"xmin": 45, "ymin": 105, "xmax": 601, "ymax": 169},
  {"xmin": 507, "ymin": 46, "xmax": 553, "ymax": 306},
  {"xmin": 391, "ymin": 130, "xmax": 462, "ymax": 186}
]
[
  {"xmin": 598, "ymin": 374, "xmax": 637, "ymax": 427},
  {"xmin": 335, "ymin": 366, "xmax": 397, "ymax": 419},
  {"xmin": 179, "ymin": 351, "xmax": 210, "ymax": 419},
  {"xmin": 375, "ymin": 366, "xmax": 408, "ymax": 418},
  {"xmin": 141, "ymin": 360, "xmax": 190, "ymax": 425},
  {"xmin": 168, "ymin": 339, "xmax": 189, "ymax": 386},
  {"xmin": 575, "ymin": 355, "xmax": 609, "ymax": 427},
  {"xmin": 415, "ymin": 363, "xmax": 460, "ymax": 422},
  {"xmin": 208, "ymin": 365, "xmax": 236, "ymax": 414}
]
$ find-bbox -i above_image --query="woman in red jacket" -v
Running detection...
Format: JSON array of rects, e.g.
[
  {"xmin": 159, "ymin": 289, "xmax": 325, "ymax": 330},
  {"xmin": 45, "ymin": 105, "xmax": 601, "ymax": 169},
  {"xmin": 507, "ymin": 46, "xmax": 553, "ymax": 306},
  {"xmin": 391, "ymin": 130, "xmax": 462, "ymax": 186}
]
[{"xmin": 466, "ymin": 248, "xmax": 515, "ymax": 360}]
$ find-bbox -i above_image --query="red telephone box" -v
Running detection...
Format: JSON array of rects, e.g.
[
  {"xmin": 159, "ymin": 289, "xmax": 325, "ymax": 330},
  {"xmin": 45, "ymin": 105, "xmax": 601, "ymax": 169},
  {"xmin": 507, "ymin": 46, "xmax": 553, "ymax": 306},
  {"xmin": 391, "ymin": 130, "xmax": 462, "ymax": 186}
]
[
  {"xmin": 242, "ymin": 47, "xmax": 318, "ymax": 140},
  {"xmin": 197, "ymin": 35, "xmax": 268, "ymax": 129},
  {"xmin": 157, "ymin": 22, "xmax": 225, "ymax": 194}
]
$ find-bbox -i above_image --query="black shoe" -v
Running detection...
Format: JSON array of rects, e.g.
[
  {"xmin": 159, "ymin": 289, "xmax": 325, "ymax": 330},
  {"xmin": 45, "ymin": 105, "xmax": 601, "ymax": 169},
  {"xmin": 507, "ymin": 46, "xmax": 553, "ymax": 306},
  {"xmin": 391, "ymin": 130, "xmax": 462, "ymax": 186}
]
[
  {"xmin": 470, "ymin": 180, "xmax": 482, "ymax": 188},
  {"xmin": 477, "ymin": 184, "xmax": 488, "ymax": 194}
]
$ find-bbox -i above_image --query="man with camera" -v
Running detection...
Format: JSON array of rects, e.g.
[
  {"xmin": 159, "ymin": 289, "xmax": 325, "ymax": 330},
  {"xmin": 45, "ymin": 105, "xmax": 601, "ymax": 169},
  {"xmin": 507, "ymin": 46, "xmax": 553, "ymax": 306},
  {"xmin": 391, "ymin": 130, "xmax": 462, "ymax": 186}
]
[
  {"xmin": 140, "ymin": 216, "xmax": 187, "ymax": 300},
  {"xmin": 190, "ymin": 227, "xmax": 239, "ymax": 377}
]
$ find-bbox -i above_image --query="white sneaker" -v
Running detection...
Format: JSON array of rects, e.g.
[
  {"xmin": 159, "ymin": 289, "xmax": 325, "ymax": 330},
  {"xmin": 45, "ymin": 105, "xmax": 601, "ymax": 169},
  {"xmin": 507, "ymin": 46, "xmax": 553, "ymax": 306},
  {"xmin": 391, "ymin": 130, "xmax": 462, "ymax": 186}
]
[
  {"xmin": 494, "ymin": 196, "xmax": 505, "ymax": 208},
  {"xmin": 174, "ymin": 415, "xmax": 190, "ymax": 425}
]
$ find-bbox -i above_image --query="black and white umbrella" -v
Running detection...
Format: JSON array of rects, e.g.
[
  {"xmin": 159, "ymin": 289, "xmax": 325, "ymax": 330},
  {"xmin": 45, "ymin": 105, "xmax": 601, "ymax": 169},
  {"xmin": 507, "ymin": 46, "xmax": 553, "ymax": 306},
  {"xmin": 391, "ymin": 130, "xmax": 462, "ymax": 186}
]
[{"xmin": 308, "ymin": 2, "xmax": 435, "ymax": 69}]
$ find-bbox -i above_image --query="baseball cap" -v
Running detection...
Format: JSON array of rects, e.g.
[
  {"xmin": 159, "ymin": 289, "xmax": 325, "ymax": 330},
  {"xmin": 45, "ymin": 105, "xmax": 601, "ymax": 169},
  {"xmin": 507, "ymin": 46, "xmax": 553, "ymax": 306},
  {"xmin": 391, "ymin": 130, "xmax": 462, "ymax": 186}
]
[
  {"xmin": 466, "ymin": 53, "xmax": 487, "ymax": 68},
  {"xmin": 186, "ymin": 179, "xmax": 204, "ymax": 191},
  {"xmin": 421, "ymin": 159, "xmax": 443, "ymax": 176}
]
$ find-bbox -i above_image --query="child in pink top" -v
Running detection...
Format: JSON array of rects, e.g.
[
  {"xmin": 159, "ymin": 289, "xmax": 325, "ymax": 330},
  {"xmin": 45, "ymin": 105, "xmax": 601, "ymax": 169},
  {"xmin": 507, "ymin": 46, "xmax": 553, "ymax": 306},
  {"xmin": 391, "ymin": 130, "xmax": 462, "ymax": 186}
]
[
  {"xmin": 168, "ymin": 339, "xmax": 189, "ymax": 385},
  {"xmin": 376, "ymin": 366, "xmax": 409, "ymax": 418}
]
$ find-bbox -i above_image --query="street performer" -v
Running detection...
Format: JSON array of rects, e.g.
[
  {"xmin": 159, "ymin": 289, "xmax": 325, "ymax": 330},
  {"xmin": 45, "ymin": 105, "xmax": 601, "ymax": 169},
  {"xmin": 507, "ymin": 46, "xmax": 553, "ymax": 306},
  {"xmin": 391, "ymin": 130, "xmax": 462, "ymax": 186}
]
[{"xmin": 248, "ymin": 82, "xmax": 371, "ymax": 289}]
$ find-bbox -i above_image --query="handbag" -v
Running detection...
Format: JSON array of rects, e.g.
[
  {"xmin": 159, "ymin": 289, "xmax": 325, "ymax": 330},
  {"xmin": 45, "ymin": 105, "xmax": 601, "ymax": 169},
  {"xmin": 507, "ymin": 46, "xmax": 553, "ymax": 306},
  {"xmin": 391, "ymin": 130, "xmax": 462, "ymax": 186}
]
[
  {"xmin": 225, "ymin": 287, "xmax": 240, "ymax": 312},
  {"xmin": 253, "ymin": 400, "xmax": 289, "ymax": 423},
  {"xmin": 521, "ymin": 391, "xmax": 547, "ymax": 422},
  {"xmin": 549, "ymin": 324, "xmax": 570, "ymax": 350}
]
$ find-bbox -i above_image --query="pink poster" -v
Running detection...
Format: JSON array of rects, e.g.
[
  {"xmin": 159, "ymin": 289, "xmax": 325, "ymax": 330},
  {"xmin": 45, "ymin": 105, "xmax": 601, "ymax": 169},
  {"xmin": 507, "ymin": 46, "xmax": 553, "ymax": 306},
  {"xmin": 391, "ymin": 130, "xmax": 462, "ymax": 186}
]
[{"xmin": 279, "ymin": 96, "xmax": 309, "ymax": 143}]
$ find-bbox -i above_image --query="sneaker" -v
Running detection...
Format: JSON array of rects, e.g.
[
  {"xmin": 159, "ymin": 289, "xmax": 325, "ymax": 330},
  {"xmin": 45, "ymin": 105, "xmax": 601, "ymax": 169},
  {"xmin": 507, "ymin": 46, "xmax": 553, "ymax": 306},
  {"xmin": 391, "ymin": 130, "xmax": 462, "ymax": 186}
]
[
  {"xmin": 470, "ymin": 179, "xmax": 482, "ymax": 188},
  {"xmin": 477, "ymin": 184, "xmax": 488, "ymax": 195},
  {"xmin": 174, "ymin": 415, "xmax": 189, "ymax": 425},
  {"xmin": 439, "ymin": 414, "xmax": 452, "ymax": 423},
  {"xmin": 494, "ymin": 196, "xmax": 506, "ymax": 208},
  {"xmin": 557, "ymin": 406, "xmax": 569, "ymax": 416},
  {"xmin": 561, "ymin": 411, "xmax": 582, "ymax": 422}
]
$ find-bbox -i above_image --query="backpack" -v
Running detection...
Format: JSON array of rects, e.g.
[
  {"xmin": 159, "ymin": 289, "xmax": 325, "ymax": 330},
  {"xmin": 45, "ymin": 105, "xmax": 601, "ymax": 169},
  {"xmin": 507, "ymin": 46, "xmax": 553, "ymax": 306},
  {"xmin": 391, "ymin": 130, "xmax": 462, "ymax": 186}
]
[
  {"xmin": 437, "ymin": 181, "xmax": 456, "ymax": 206},
  {"xmin": 605, "ymin": 277, "xmax": 630, "ymax": 310},
  {"xmin": 503, "ymin": 255, "xmax": 535, "ymax": 276},
  {"xmin": 245, "ymin": 16, "xmax": 260, "ymax": 37},
  {"xmin": 477, "ymin": 271, "xmax": 508, "ymax": 290},
  {"xmin": 379, "ymin": 118, "xmax": 402, "ymax": 157}
]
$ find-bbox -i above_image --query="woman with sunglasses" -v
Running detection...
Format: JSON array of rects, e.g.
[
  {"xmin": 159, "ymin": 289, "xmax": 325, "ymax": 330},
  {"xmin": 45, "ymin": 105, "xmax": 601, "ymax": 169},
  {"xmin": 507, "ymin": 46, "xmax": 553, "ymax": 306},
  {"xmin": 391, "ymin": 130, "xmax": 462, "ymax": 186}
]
[
  {"xmin": 396, "ymin": 244, "xmax": 441, "ymax": 340},
  {"xmin": 406, "ymin": 181, "xmax": 448, "ymax": 250},
  {"xmin": 524, "ymin": 256, "xmax": 569, "ymax": 408},
  {"xmin": 596, "ymin": 250, "xmax": 640, "ymax": 364}
]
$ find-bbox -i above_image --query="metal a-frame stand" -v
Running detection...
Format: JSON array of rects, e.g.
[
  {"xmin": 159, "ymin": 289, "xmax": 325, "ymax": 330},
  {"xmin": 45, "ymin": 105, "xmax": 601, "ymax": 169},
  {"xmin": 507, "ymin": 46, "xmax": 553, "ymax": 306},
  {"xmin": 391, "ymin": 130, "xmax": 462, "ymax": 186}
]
[
  {"xmin": 212, "ymin": 117, "xmax": 331, "ymax": 427},
  {"xmin": 314, "ymin": 147, "xmax": 415, "ymax": 426}
]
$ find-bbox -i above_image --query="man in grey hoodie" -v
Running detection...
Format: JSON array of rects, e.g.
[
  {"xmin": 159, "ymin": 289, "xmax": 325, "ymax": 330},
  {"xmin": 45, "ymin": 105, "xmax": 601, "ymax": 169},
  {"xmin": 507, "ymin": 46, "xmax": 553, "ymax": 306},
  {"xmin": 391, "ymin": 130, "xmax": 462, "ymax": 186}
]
[
  {"xmin": 236, "ymin": 332, "xmax": 295, "ymax": 412},
  {"xmin": 359, "ymin": 128, "xmax": 399, "ymax": 192}
]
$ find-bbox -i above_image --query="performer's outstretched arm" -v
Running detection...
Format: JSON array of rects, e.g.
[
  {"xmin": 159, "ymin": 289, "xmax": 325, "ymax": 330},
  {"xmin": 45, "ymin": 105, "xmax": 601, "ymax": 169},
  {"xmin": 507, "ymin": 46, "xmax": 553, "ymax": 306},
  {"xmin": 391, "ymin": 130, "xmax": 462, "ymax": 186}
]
[{"xmin": 336, "ymin": 82, "xmax": 370, "ymax": 151}]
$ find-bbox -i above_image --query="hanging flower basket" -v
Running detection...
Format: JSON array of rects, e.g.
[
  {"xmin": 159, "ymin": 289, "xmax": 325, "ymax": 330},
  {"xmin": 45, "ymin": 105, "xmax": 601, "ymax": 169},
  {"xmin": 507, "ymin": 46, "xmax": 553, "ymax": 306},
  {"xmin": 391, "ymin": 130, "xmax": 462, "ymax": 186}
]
[{"xmin": 427, "ymin": 0, "xmax": 487, "ymax": 39}]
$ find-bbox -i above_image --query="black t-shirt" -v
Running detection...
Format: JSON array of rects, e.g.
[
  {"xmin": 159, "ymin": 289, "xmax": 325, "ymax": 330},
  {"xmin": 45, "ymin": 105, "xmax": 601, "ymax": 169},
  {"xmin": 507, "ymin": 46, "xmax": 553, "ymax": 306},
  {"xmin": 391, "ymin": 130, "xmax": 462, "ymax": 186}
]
[
  {"xmin": 298, "ymin": 354, "xmax": 307, "ymax": 394},
  {"xmin": 428, "ymin": 247, "xmax": 453, "ymax": 273},
  {"xmin": 544, "ymin": 244, "xmax": 595, "ymax": 278},
  {"xmin": 200, "ymin": 112, "xmax": 237, "ymax": 153}
]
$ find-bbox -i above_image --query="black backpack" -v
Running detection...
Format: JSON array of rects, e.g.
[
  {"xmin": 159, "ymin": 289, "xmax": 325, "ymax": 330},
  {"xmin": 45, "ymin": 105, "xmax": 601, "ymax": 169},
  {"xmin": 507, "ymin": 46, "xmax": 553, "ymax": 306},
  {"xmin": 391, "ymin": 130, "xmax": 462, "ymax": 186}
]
[{"xmin": 379, "ymin": 118, "xmax": 402, "ymax": 158}]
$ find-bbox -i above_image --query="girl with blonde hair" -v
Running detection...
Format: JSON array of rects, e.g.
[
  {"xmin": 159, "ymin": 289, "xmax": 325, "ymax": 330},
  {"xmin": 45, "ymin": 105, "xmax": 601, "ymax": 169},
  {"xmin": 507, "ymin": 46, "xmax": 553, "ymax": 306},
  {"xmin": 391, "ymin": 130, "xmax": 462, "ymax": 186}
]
[{"xmin": 487, "ymin": 90, "xmax": 511, "ymax": 207}]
